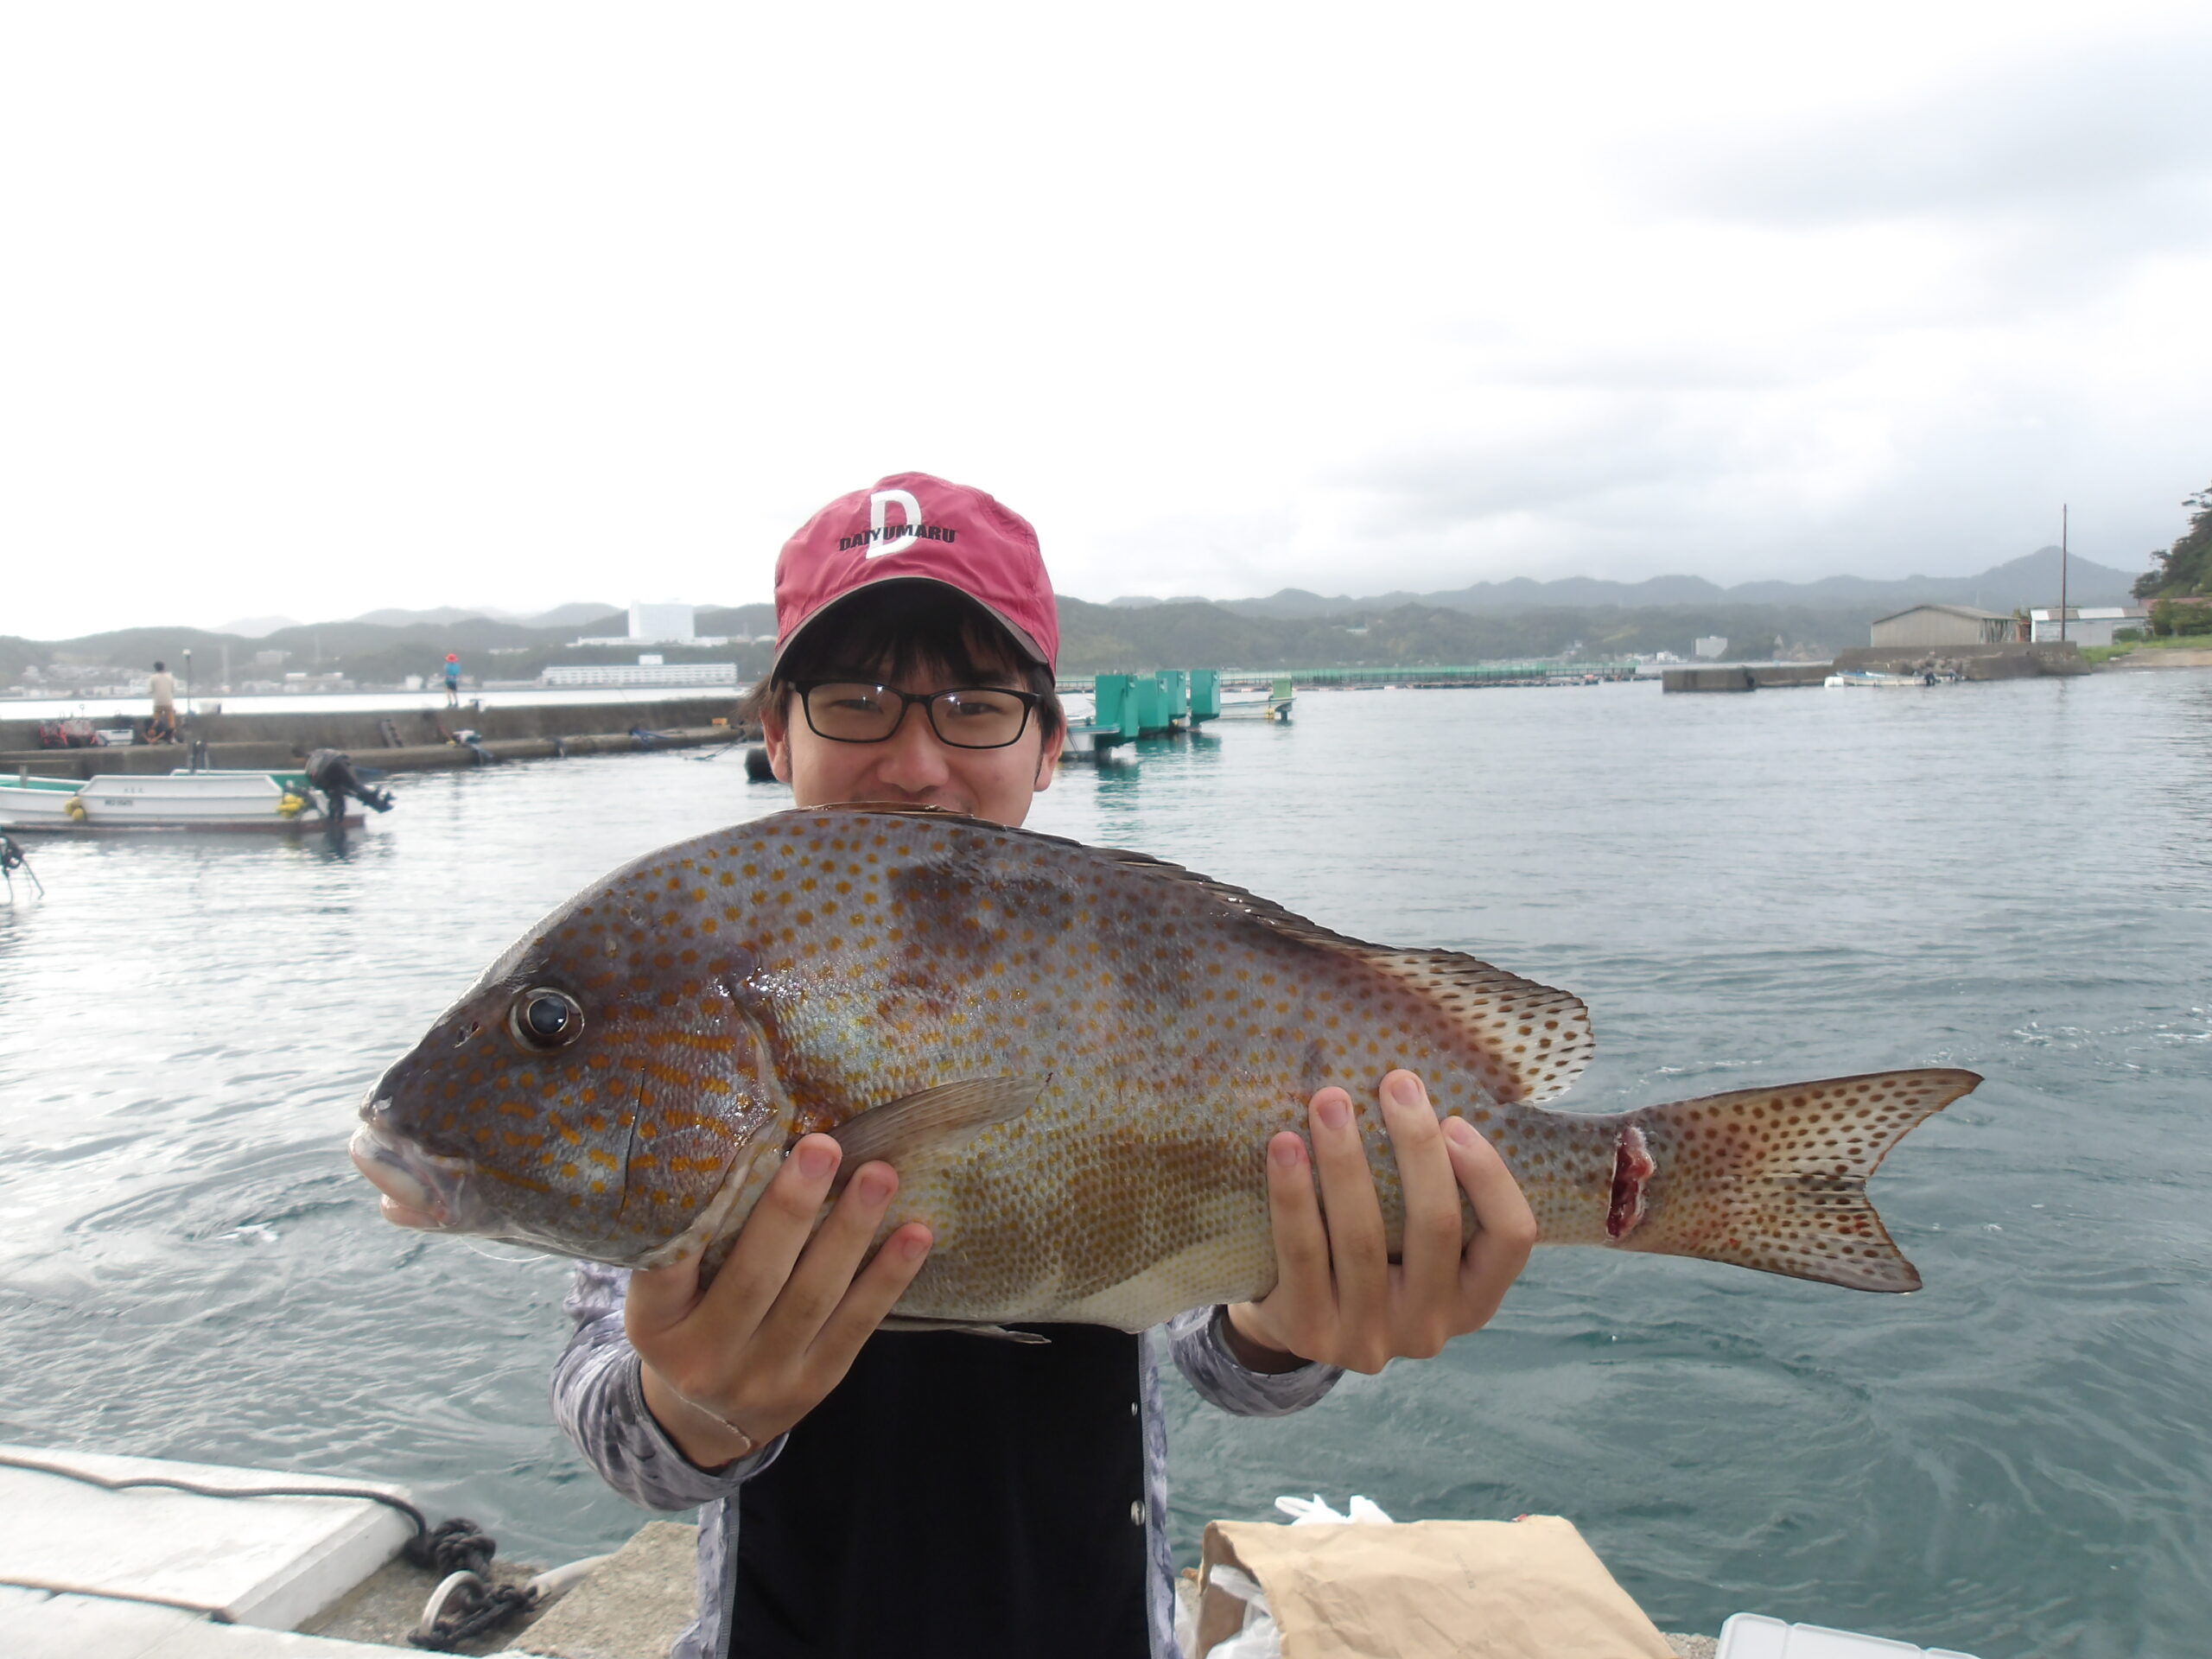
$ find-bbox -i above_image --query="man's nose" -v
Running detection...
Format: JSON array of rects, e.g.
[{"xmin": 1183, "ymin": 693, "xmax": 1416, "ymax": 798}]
[{"xmin": 873, "ymin": 702, "xmax": 953, "ymax": 788}]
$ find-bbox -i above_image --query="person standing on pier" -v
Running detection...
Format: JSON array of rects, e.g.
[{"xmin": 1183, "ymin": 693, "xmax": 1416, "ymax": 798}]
[
  {"xmin": 550, "ymin": 474, "xmax": 1537, "ymax": 1659},
  {"xmin": 442, "ymin": 652, "xmax": 461, "ymax": 708},
  {"xmin": 147, "ymin": 661, "xmax": 178, "ymax": 743}
]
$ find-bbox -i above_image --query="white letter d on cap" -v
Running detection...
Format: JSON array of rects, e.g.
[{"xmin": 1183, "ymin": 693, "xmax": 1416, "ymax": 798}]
[{"xmin": 866, "ymin": 489, "xmax": 924, "ymax": 559}]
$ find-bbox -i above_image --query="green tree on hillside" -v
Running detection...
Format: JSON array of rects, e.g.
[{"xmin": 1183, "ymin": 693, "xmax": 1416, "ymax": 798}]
[{"xmin": 2133, "ymin": 480, "xmax": 2212, "ymax": 601}]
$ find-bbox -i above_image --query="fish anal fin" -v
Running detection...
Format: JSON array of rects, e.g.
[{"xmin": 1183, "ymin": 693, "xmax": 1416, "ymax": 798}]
[
  {"xmin": 1619, "ymin": 1068, "xmax": 1981, "ymax": 1293},
  {"xmin": 827, "ymin": 1075, "xmax": 1045, "ymax": 1185},
  {"xmin": 1363, "ymin": 950, "xmax": 1592, "ymax": 1103},
  {"xmin": 877, "ymin": 1316, "xmax": 1051, "ymax": 1344}
]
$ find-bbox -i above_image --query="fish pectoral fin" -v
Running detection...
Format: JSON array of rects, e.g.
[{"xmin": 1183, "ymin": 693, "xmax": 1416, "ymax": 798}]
[
  {"xmin": 827, "ymin": 1075, "xmax": 1046, "ymax": 1175},
  {"xmin": 877, "ymin": 1317, "xmax": 1052, "ymax": 1344}
]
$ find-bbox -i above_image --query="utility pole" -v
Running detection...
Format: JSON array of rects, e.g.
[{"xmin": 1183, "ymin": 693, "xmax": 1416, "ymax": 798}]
[{"xmin": 2059, "ymin": 505, "xmax": 2069, "ymax": 644}]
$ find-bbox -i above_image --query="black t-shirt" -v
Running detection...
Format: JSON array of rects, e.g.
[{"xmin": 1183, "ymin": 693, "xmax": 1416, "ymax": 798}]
[{"xmin": 732, "ymin": 1324, "xmax": 1150, "ymax": 1657}]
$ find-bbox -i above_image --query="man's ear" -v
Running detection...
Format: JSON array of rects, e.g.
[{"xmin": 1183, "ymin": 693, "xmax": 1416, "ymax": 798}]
[
  {"xmin": 762, "ymin": 703, "xmax": 794, "ymax": 783},
  {"xmin": 1032, "ymin": 728, "xmax": 1060, "ymax": 793}
]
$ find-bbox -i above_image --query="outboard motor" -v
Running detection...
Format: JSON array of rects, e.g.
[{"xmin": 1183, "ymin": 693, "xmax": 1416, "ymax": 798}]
[{"xmin": 305, "ymin": 748, "xmax": 395, "ymax": 819}]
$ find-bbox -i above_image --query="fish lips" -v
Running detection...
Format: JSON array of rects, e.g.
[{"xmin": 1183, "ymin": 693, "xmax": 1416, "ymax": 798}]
[{"xmin": 350, "ymin": 1103, "xmax": 487, "ymax": 1234}]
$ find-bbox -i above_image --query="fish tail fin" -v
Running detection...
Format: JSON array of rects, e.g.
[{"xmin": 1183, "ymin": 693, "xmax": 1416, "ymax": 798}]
[{"xmin": 1610, "ymin": 1068, "xmax": 1980, "ymax": 1292}]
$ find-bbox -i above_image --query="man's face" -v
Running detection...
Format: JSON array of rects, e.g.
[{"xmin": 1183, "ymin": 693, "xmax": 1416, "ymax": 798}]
[{"xmin": 761, "ymin": 656, "xmax": 1057, "ymax": 827}]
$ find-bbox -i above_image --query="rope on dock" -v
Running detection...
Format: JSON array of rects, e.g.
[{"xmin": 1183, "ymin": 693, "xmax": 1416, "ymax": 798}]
[
  {"xmin": 410, "ymin": 1569, "xmax": 539, "ymax": 1649},
  {"xmin": 0, "ymin": 1448, "xmax": 434, "ymax": 1540},
  {"xmin": 0, "ymin": 1573, "xmax": 239, "ymax": 1621}
]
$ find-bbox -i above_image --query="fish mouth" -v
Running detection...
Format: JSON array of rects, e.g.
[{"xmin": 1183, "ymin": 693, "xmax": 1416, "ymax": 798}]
[{"xmin": 350, "ymin": 1104, "xmax": 486, "ymax": 1233}]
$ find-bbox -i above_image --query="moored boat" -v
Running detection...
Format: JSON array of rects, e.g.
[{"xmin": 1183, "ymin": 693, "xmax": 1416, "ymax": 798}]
[
  {"xmin": 0, "ymin": 768, "xmax": 363, "ymax": 832},
  {"xmin": 1823, "ymin": 670, "xmax": 1954, "ymax": 689},
  {"xmin": 1216, "ymin": 677, "xmax": 1296, "ymax": 721}
]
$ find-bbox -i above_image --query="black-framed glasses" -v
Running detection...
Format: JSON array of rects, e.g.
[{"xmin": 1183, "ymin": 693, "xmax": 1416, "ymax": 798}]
[{"xmin": 795, "ymin": 682, "xmax": 1042, "ymax": 749}]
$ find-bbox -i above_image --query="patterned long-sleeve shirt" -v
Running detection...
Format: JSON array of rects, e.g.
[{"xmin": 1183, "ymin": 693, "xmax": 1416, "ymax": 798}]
[{"xmin": 552, "ymin": 1262, "xmax": 1341, "ymax": 1659}]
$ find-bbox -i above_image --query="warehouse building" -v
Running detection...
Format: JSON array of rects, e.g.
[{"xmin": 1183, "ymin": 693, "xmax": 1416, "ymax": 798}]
[
  {"xmin": 1868, "ymin": 604, "xmax": 2016, "ymax": 648},
  {"xmin": 2029, "ymin": 607, "xmax": 2148, "ymax": 647}
]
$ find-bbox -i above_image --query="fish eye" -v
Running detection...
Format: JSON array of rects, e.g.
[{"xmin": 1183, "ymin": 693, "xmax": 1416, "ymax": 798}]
[{"xmin": 510, "ymin": 988, "xmax": 584, "ymax": 1050}]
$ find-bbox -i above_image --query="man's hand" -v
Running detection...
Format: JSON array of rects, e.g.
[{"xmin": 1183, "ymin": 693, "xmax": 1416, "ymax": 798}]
[
  {"xmin": 626, "ymin": 1134, "xmax": 932, "ymax": 1468},
  {"xmin": 1223, "ymin": 1070, "xmax": 1535, "ymax": 1375}
]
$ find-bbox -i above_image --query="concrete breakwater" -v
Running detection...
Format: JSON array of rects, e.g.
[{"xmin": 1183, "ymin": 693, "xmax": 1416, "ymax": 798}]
[
  {"xmin": 1, "ymin": 696, "xmax": 752, "ymax": 779},
  {"xmin": 1828, "ymin": 641, "xmax": 2089, "ymax": 679},
  {"xmin": 1663, "ymin": 642, "xmax": 2091, "ymax": 692}
]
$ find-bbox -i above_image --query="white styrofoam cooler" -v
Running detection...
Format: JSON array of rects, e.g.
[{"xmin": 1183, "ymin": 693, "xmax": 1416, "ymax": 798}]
[
  {"xmin": 1719, "ymin": 1611, "xmax": 1983, "ymax": 1659},
  {"xmin": 0, "ymin": 1444, "xmax": 414, "ymax": 1631}
]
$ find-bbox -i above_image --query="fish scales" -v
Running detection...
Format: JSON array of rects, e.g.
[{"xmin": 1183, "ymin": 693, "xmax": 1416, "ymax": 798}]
[{"xmin": 352, "ymin": 804, "xmax": 1982, "ymax": 1329}]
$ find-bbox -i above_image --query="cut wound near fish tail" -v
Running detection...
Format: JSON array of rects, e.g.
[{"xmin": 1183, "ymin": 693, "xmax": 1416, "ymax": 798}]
[
  {"xmin": 826, "ymin": 1075, "xmax": 1045, "ymax": 1187},
  {"xmin": 1617, "ymin": 1068, "xmax": 1980, "ymax": 1293}
]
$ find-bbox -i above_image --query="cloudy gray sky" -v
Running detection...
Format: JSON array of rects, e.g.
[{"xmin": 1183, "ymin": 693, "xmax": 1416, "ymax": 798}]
[{"xmin": 3, "ymin": 0, "xmax": 2208, "ymax": 639}]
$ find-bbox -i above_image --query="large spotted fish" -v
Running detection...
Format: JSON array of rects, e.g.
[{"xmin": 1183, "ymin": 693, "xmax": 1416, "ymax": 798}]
[{"xmin": 351, "ymin": 804, "xmax": 1979, "ymax": 1329}]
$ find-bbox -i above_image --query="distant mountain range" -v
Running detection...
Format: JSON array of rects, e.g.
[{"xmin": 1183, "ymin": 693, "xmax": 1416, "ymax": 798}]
[
  {"xmin": 185, "ymin": 545, "xmax": 2132, "ymax": 645},
  {"xmin": 1101, "ymin": 547, "xmax": 2138, "ymax": 618},
  {"xmin": 214, "ymin": 601, "xmax": 622, "ymax": 636},
  {"xmin": 7, "ymin": 548, "xmax": 2145, "ymax": 686}
]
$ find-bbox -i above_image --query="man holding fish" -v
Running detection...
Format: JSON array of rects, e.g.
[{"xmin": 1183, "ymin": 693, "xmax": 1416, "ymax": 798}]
[
  {"xmin": 353, "ymin": 471, "xmax": 1974, "ymax": 1656},
  {"xmin": 553, "ymin": 474, "xmax": 1539, "ymax": 1659}
]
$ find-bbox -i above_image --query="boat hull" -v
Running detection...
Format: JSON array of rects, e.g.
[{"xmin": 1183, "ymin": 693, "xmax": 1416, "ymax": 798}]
[{"xmin": 0, "ymin": 771, "xmax": 357, "ymax": 833}]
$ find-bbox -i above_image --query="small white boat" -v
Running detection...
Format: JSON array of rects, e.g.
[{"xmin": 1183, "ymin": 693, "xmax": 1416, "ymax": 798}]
[
  {"xmin": 1216, "ymin": 679, "xmax": 1295, "ymax": 721},
  {"xmin": 1823, "ymin": 671, "xmax": 1950, "ymax": 689},
  {"xmin": 0, "ymin": 768, "xmax": 359, "ymax": 832}
]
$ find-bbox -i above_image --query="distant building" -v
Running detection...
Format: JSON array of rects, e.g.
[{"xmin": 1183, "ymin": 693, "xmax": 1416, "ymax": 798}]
[
  {"xmin": 630, "ymin": 601, "xmax": 695, "ymax": 642},
  {"xmin": 1868, "ymin": 605, "xmax": 2013, "ymax": 649},
  {"xmin": 542, "ymin": 661, "xmax": 738, "ymax": 689},
  {"xmin": 1694, "ymin": 636, "xmax": 1728, "ymax": 659},
  {"xmin": 2028, "ymin": 607, "xmax": 2148, "ymax": 647},
  {"xmin": 572, "ymin": 600, "xmax": 729, "ymax": 648}
]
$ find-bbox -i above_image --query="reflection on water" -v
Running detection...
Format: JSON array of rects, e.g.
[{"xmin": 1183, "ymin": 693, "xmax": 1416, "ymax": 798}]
[{"xmin": 3, "ymin": 675, "xmax": 2209, "ymax": 1656}]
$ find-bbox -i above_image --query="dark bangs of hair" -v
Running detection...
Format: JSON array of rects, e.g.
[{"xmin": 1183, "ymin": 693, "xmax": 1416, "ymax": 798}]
[{"xmin": 741, "ymin": 582, "xmax": 1062, "ymax": 740}]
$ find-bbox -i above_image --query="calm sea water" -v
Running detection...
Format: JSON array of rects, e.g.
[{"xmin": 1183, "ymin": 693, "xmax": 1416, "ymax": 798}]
[{"xmin": 2, "ymin": 674, "xmax": 2206, "ymax": 1656}]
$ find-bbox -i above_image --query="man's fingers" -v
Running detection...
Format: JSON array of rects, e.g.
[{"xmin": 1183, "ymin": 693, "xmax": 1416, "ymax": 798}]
[
  {"xmin": 622, "ymin": 1250, "xmax": 704, "ymax": 1343},
  {"xmin": 695, "ymin": 1135, "xmax": 841, "ymax": 1338},
  {"xmin": 754, "ymin": 1160, "xmax": 905, "ymax": 1349},
  {"xmin": 1263, "ymin": 1129, "xmax": 1330, "ymax": 1294},
  {"xmin": 1308, "ymin": 1086, "xmax": 1389, "ymax": 1362},
  {"xmin": 804, "ymin": 1222, "xmax": 935, "ymax": 1377},
  {"xmin": 1379, "ymin": 1071, "xmax": 1461, "ymax": 1352},
  {"xmin": 1443, "ymin": 1116, "xmax": 1537, "ymax": 1320},
  {"xmin": 1248, "ymin": 1128, "xmax": 1332, "ymax": 1357}
]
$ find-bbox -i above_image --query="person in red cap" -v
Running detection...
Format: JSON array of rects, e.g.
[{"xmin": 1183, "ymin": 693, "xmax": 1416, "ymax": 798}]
[{"xmin": 550, "ymin": 474, "xmax": 1535, "ymax": 1659}]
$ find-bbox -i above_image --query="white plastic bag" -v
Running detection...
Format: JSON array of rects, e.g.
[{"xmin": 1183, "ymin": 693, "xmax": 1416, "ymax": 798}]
[
  {"xmin": 1274, "ymin": 1493, "xmax": 1395, "ymax": 1526},
  {"xmin": 1204, "ymin": 1565, "xmax": 1281, "ymax": 1658}
]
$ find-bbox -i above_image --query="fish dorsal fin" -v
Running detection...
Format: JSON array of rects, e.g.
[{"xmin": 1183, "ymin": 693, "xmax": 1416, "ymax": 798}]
[
  {"xmin": 828, "ymin": 1075, "xmax": 1045, "ymax": 1178},
  {"xmin": 1084, "ymin": 842, "xmax": 1594, "ymax": 1103},
  {"xmin": 812, "ymin": 800, "xmax": 977, "ymax": 822},
  {"xmin": 1360, "ymin": 950, "xmax": 1592, "ymax": 1102},
  {"xmin": 1079, "ymin": 841, "xmax": 1595, "ymax": 1102},
  {"xmin": 810, "ymin": 807, "xmax": 1590, "ymax": 1100}
]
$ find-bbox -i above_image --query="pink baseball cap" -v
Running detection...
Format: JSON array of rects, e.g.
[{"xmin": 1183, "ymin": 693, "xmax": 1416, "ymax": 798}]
[{"xmin": 772, "ymin": 473, "xmax": 1058, "ymax": 673}]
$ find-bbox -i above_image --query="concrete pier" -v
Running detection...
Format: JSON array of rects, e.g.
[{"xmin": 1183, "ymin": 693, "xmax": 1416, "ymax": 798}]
[
  {"xmin": 1661, "ymin": 664, "xmax": 1832, "ymax": 692},
  {"xmin": 1828, "ymin": 642, "xmax": 2088, "ymax": 680},
  {"xmin": 1, "ymin": 697, "xmax": 751, "ymax": 780},
  {"xmin": 1663, "ymin": 642, "xmax": 2090, "ymax": 691}
]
